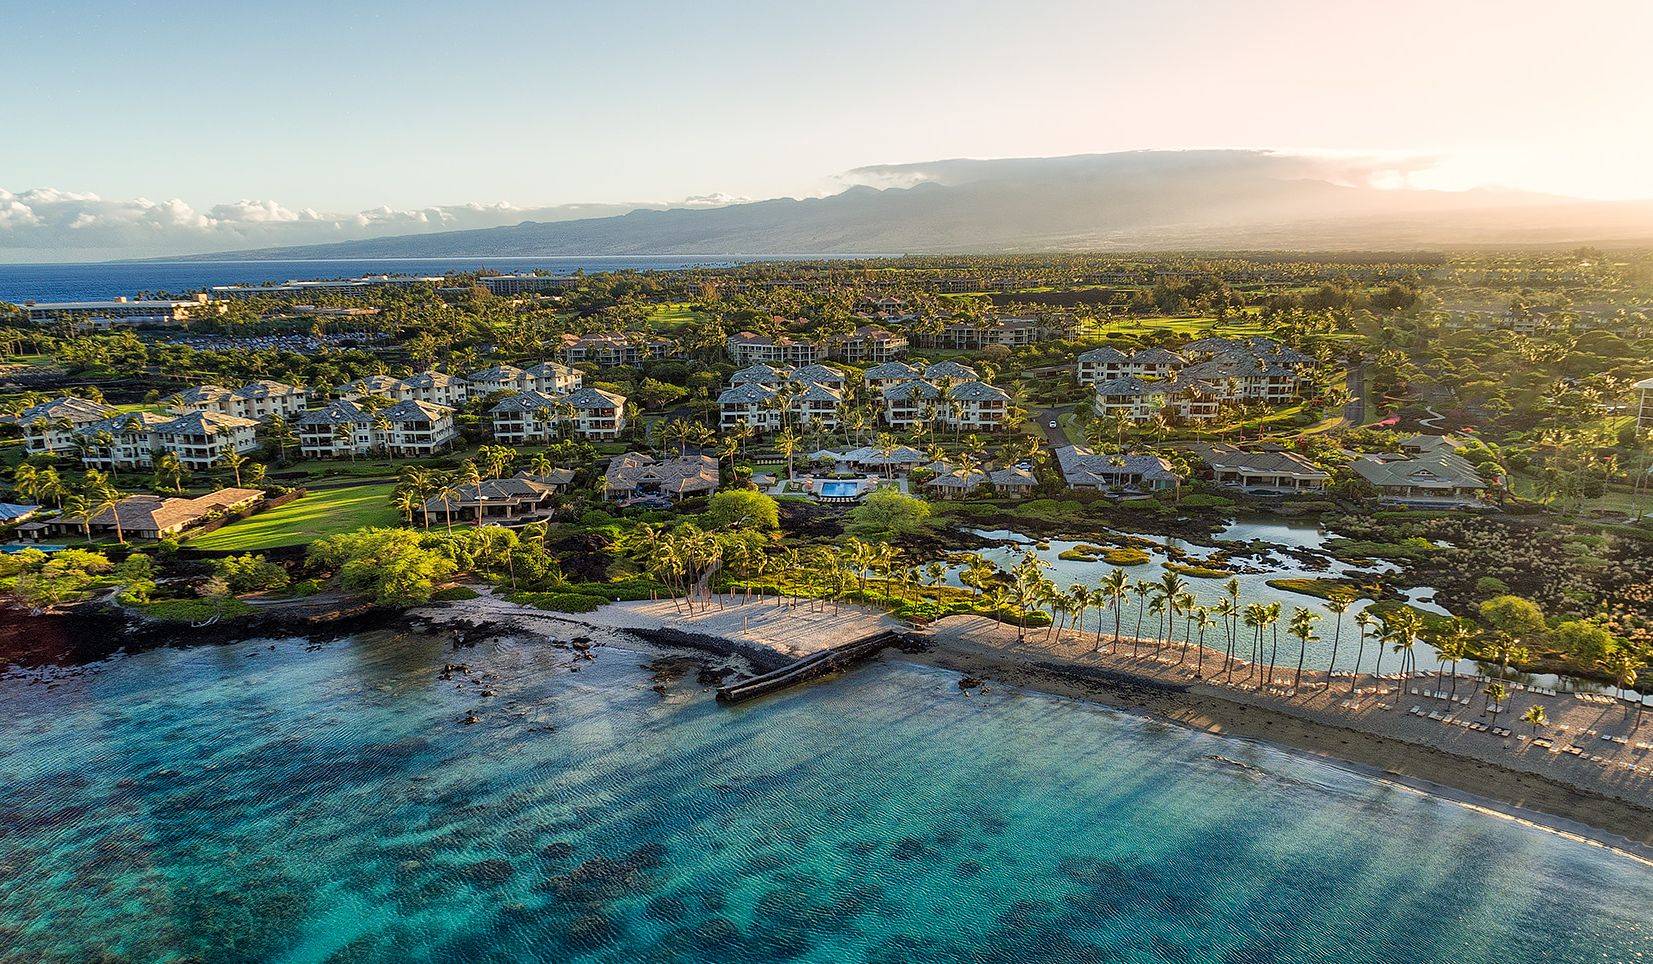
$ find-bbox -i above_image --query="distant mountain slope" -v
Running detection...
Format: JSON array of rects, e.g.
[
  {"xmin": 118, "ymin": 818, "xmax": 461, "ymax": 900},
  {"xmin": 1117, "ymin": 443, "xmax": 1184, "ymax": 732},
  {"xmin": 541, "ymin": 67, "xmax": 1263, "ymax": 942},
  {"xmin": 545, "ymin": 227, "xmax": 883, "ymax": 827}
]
[{"xmin": 182, "ymin": 151, "xmax": 1653, "ymax": 259}]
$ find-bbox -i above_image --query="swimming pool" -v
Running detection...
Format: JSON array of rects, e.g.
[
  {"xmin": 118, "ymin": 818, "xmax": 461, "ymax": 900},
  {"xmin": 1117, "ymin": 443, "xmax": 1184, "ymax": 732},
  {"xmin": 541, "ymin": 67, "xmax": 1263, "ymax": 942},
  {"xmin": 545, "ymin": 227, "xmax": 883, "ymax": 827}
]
[{"xmin": 818, "ymin": 480, "xmax": 863, "ymax": 499}]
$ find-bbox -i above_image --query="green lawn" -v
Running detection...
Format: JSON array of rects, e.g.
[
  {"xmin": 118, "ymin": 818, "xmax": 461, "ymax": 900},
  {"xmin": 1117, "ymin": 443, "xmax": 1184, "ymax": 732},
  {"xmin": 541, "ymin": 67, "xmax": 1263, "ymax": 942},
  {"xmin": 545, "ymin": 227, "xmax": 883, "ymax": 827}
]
[
  {"xmin": 189, "ymin": 482, "xmax": 402, "ymax": 550},
  {"xmin": 646, "ymin": 303, "xmax": 708, "ymax": 329}
]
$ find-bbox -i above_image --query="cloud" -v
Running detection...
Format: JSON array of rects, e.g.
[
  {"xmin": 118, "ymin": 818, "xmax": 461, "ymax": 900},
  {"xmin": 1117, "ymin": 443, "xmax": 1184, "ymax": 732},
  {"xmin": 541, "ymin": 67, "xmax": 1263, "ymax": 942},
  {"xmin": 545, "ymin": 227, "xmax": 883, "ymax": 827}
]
[{"xmin": 0, "ymin": 189, "xmax": 743, "ymax": 261}]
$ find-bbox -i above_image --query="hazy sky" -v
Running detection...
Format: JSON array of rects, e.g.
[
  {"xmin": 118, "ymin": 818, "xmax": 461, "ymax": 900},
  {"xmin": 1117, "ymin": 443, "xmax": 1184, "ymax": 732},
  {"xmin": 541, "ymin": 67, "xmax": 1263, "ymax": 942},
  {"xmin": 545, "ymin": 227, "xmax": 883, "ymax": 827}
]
[{"xmin": 7, "ymin": 0, "xmax": 1652, "ymax": 213}]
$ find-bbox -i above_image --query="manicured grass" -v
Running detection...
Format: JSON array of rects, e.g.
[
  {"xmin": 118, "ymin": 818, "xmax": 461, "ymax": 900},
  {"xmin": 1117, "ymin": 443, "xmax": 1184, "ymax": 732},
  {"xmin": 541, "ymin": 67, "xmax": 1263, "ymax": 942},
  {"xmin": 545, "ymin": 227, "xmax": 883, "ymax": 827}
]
[
  {"xmin": 646, "ymin": 303, "xmax": 708, "ymax": 329},
  {"xmin": 189, "ymin": 482, "xmax": 402, "ymax": 550}
]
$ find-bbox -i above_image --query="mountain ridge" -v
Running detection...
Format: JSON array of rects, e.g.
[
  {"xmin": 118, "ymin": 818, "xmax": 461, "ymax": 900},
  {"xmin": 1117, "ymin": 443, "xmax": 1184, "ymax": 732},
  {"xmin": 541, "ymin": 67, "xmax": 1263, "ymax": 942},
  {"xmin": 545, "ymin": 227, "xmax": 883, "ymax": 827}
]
[{"xmin": 168, "ymin": 150, "xmax": 1653, "ymax": 260}]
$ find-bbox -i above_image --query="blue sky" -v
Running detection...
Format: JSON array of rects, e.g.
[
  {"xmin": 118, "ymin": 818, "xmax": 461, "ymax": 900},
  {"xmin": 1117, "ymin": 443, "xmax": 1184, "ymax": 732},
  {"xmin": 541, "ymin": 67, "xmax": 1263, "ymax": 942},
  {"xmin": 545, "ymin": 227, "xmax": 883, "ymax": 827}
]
[{"xmin": 4, "ymin": 0, "xmax": 1651, "ymax": 257}]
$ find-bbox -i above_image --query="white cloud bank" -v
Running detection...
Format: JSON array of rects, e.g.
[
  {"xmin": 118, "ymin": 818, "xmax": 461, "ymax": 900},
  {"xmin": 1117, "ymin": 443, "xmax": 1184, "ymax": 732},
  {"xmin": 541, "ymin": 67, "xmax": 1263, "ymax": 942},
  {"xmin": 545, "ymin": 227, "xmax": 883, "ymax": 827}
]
[{"xmin": 0, "ymin": 189, "xmax": 748, "ymax": 262}]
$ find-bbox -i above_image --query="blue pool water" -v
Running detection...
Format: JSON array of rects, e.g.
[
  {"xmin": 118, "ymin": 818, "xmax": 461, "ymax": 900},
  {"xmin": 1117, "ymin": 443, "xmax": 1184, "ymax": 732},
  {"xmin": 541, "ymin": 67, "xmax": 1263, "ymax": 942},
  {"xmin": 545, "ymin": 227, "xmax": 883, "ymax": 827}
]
[
  {"xmin": 818, "ymin": 481, "xmax": 862, "ymax": 499},
  {"xmin": 4, "ymin": 630, "xmax": 1651, "ymax": 962}
]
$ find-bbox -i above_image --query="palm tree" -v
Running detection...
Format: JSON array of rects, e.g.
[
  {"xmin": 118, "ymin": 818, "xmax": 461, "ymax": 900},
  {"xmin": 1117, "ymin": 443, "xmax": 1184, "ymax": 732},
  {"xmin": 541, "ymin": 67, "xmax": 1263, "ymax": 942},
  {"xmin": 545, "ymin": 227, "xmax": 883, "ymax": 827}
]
[
  {"xmin": 1323, "ymin": 595, "xmax": 1350, "ymax": 688},
  {"xmin": 62, "ymin": 493, "xmax": 91, "ymax": 541},
  {"xmin": 1262, "ymin": 603, "xmax": 1282, "ymax": 686},
  {"xmin": 1192, "ymin": 607, "xmax": 1216, "ymax": 678},
  {"xmin": 961, "ymin": 553, "xmax": 995, "ymax": 599},
  {"xmin": 392, "ymin": 489, "xmax": 420, "ymax": 525},
  {"xmin": 776, "ymin": 427, "xmax": 800, "ymax": 483},
  {"xmin": 1214, "ymin": 596, "xmax": 1240, "ymax": 677},
  {"xmin": 1288, "ymin": 607, "xmax": 1320, "ymax": 693},
  {"xmin": 1484, "ymin": 680, "xmax": 1510, "ymax": 724},
  {"xmin": 219, "ymin": 449, "xmax": 248, "ymax": 487},
  {"xmin": 1521, "ymin": 703, "xmax": 1548, "ymax": 738},
  {"xmin": 89, "ymin": 479, "xmax": 126, "ymax": 545},
  {"xmin": 1005, "ymin": 551, "xmax": 1046, "ymax": 645},
  {"xmin": 1099, "ymin": 568, "xmax": 1129, "ymax": 653},
  {"xmin": 1600, "ymin": 649, "xmax": 1642, "ymax": 723},
  {"xmin": 1067, "ymin": 585, "xmax": 1094, "ymax": 648},
  {"xmin": 1128, "ymin": 580, "xmax": 1153, "ymax": 657},
  {"xmin": 153, "ymin": 452, "xmax": 185, "ymax": 494},
  {"xmin": 1433, "ymin": 620, "xmax": 1474, "ymax": 699},
  {"xmin": 1241, "ymin": 603, "xmax": 1265, "ymax": 683},
  {"xmin": 1155, "ymin": 570, "xmax": 1189, "ymax": 653},
  {"xmin": 1350, "ymin": 611, "xmax": 1377, "ymax": 696}
]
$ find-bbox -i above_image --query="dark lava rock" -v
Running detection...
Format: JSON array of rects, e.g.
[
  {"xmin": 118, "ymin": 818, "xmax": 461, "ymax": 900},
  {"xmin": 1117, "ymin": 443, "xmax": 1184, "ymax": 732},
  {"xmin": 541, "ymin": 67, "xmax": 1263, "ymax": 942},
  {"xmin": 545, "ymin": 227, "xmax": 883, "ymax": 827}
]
[
  {"xmin": 540, "ymin": 841, "xmax": 576, "ymax": 861},
  {"xmin": 458, "ymin": 859, "xmax": 514, "ymax": 887}
]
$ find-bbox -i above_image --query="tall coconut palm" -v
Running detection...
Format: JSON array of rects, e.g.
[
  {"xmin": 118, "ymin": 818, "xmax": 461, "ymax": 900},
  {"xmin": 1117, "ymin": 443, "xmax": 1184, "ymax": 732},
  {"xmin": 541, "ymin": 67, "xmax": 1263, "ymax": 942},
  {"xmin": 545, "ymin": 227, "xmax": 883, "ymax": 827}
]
[
  {"xmin": 1323, "ymin": 595, "xmax": 1351, "ymax": 688},
  {"xmin": 1289, "ymin": 607, "xmax": 1320, "ymax": 694},
  {"xmin": 1192, "ymin": 607, "xmax": 1216, "ymax": 678},
  {"xmin": 1067, "ymin": 584, "xmax": 1094, "ymax": 646},
  {"xmin": 1130, "ymin": 580, "xmax": 1153, "ymax": 656},
  {"xmin": 219, "ymin": 449, "xmax": 248, "ymax": 488},
  {"xmin": 1099, "ymin": 568, "xmax": 1130, "ymax": 653},
  {"xmin": 1484, "ymin": 680, "xmax": 1510, "ymax": 724},
  {"xmin": 1241, "ymin": 603, "xmax": 1266, "ymax": 683},
  {"xmin": 1214, "ymin": 596, "xmax": 1240, "ymax": 676},
  {"xmin": 1155, "ymin": 571, "xmax": 1189, "ymax": 651},
  {"xmin": 1600, "ymin": 649, "xmax": 1642, "ymax": 723},
  {"xmin": 1350, "ymin": 611, "xmax": 1378, "ymax": 696}
]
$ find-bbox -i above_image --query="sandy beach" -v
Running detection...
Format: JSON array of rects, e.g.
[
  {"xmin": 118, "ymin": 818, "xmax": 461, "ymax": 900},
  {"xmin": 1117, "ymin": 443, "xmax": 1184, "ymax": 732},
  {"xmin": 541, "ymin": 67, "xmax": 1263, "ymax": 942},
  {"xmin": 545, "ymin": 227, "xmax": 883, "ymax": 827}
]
[{"xmin": 424, "ymin": 591, "xmax": 1653, "ymax": 854}]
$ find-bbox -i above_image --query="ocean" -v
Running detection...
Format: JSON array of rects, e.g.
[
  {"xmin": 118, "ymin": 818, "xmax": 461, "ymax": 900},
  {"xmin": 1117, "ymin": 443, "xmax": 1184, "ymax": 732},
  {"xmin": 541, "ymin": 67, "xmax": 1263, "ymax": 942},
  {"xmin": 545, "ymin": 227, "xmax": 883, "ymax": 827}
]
[
  {"xmin": 4, "ymin": 630, "xmax": 1650, "ymax": 962},
  {"xmin": 0, "ymin": 257, "xmax": 758, "ymax": 304}
]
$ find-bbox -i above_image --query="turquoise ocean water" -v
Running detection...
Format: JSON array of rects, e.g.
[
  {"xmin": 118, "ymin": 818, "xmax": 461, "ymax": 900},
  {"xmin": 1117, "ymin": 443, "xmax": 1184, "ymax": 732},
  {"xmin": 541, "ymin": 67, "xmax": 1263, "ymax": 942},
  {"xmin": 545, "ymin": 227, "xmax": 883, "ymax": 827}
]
[{"xmin": 4, "ymin": 631, "xmax": 1651, "ymax": 963}]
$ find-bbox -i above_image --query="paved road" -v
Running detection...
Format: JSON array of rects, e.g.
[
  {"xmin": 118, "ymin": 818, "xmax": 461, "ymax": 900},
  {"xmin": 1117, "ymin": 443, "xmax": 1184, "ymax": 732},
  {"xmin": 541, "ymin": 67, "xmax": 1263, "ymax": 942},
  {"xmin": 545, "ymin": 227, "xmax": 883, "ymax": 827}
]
[
  {"xmin": 1343, "ymin": 359, "xmax": 1370, "ymax": 426},
  {"xmin": 1033, "ymin": 405, "xmax": 1077, "ymax": 447}
]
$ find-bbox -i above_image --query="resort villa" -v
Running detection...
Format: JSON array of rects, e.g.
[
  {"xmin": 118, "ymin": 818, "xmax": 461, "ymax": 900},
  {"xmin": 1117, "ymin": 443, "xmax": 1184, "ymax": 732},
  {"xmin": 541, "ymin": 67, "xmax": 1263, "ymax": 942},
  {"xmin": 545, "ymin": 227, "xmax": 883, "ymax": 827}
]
[
  {"xmin": 1199, "ymin": 445, "xmax": 1330, "ymax": 495},
  {"xmin": 1349, "ymin": 450, "xmax": 1488, "ymax": 506},
  {"xmin": 828, "ymin": 326, "xmax": 908, "ymax": 364},
  {"xmin": 559, "ymin": 334, "xmax": 676, "ymax": 367},
  {"xmin": 20, "ymin": 487, "xmax": 265, "ymax": 542},
  {"xmin": 21, "ymin": 293, "xmax": 221, "ymax": 328},
  {"xmin": 718, "ymin": 364, "xmax": 847, "ymax": 434},
  {"xmin": 603, "ymin": 453, "xmax": 720, "ymax": 503},
  {"xmin": 173, "ymin": 380, "xmax": 309, "ymax": 422},
  {"xmin": 422, "ymin": 471, "xmax": 576, "ymax": 527},
  {"xmin": 1052, "ymin": 444, "xmax": 1179, "ymax": 496}
]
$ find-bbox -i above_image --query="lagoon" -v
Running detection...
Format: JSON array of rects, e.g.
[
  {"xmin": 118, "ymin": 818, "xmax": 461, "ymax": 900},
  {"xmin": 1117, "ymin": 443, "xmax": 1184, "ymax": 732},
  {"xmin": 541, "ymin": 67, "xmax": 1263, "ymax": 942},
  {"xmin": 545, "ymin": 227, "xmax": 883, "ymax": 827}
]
[{"xmin": 4, "ymin": 630, "xmax": 1651, "ymax": 962}]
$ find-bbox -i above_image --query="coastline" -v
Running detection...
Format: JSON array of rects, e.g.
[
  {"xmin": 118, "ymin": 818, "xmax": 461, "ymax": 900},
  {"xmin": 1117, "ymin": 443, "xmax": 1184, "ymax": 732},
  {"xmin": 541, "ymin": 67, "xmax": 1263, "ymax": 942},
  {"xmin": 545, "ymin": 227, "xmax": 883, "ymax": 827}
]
[
  {"xmin": 420, "ymin": 593, "xmax": 1653, "ymax": 856},
  {"xmin": 9, "ymin": 591, "xmax": 1651, "ymax": 860}
]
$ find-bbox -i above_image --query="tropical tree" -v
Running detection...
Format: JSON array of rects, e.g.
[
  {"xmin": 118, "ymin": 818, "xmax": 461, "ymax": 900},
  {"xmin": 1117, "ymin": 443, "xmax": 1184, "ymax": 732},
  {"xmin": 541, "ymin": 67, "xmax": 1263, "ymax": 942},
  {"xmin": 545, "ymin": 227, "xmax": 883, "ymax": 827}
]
[
  {"xmin": 1323, "ymin": 595, "xmax": 1351, "ymax": 687},
  {"xmin": 1484, "ymin": 680, "xmax": 1510, "ymax": 724},
  {"xmin": 219, "ymin": 449, "xmax": 248, "ymax": 488},
  {"xmin": 1520, "ymin": 703, "xmax": 1548, "ymax": 738},
  {"xmin": 1350, "ymin": 611, "xmax": 1378, "ymax": 696},
  {"xmin": 1288, "ymin": 607, "xmax": 1320, "ymax": 693},
  {"xmin": 1100, "ymin": 568, "xmax": 1130, "ymax": 653}
]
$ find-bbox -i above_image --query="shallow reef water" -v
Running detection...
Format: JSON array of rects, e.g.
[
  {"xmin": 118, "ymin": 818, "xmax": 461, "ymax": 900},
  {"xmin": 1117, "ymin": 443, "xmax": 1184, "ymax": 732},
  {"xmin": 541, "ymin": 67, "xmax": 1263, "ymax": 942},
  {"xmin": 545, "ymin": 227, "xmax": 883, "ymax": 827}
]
[{"xmin": 3, "ymin": 630, "xmax": 1651, "ymax": 962}]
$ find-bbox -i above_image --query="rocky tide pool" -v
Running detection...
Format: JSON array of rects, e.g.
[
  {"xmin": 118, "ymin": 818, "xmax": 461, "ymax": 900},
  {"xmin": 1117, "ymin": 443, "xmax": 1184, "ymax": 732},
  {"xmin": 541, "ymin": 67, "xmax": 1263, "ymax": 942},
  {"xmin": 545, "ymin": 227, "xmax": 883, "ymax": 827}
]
[{"xmin": 4, "ymin": 630, "xmax": 1651, "ymax": 962}]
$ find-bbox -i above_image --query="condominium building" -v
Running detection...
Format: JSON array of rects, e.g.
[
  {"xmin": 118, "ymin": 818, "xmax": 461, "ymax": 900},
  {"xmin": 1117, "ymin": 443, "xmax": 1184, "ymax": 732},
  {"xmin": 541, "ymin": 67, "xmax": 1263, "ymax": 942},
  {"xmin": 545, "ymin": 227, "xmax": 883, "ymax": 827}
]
[
  {"xmin": 152, "ymin": 411, "xmax": 261, "ymax": 469},
  {"xmin": 726, "ymin": 331, "xmax": 821, "ymax": 366},
  {"xmin": 490, "ymin": 390, "xmax": 570, "ymax": 443},
  {"xmin": 75, "ymin": 412, "xmax": 173, "ymax": 470},
  {"xmin": 15, "ymin": 397, "xmax": 119, "ymax": 454},
  {"xmin": 828, "ymin": 326, "xmax": 908, "ymax": 364},
  {"xmin": 1637, "ymin": 376, "xmax": 1653, "ymax": 430},
  {"xmin": 564, "ymin": 388, "xmax": 627, "ymax": 440},
  {"xmin": 945, "ymin": 381, "xmax": 1011, "ymax": 431}
]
